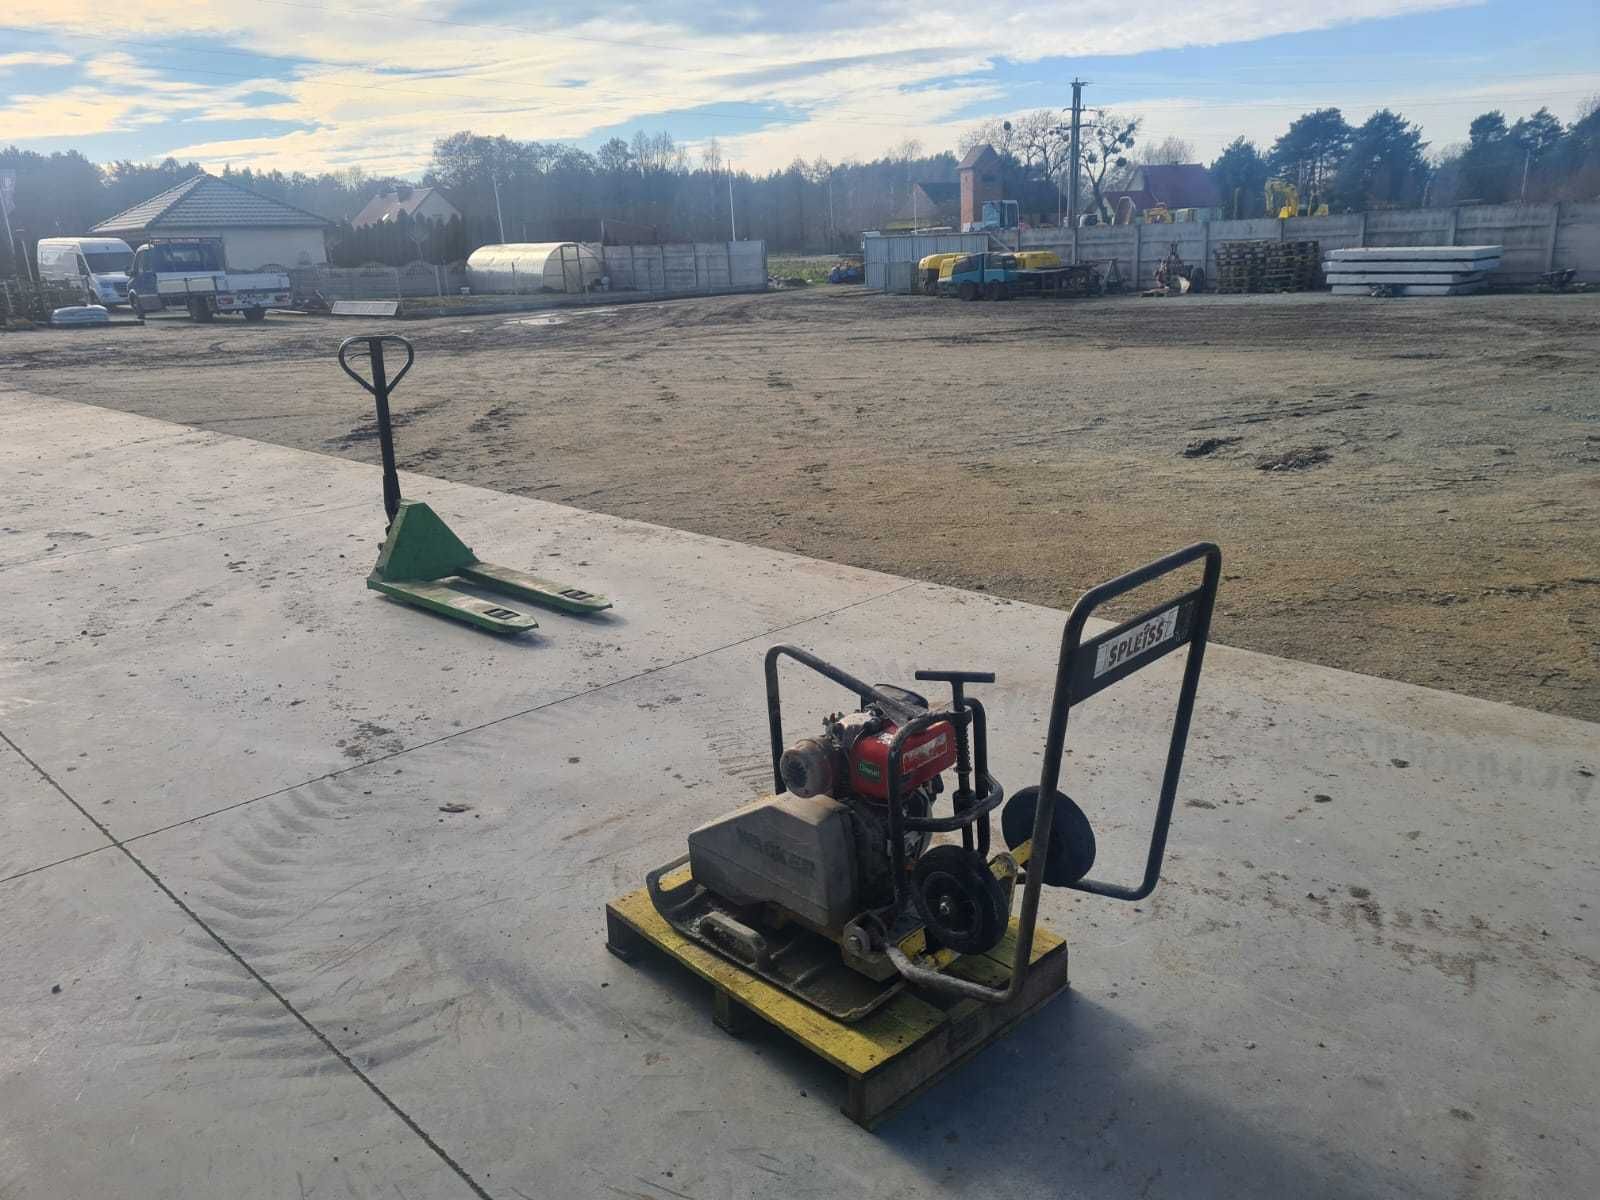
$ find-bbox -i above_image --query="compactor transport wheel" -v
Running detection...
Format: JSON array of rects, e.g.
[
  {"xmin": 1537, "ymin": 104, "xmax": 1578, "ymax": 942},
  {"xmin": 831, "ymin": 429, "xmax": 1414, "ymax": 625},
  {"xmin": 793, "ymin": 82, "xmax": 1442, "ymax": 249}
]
[
  {"xmin": 958, "ymin": 281, "xmax": 978, "ymax": 301},
  {"xmin": 983, "ymin": 281, "xmax": 1001, "ymax": 301},
  {"xmin": 911, "ymin": 845, "xmax": 1008, "ymax": 955},
  {"xmin": 1002, "ymin": 786, "xmax": 1097, "ymax": 887}
]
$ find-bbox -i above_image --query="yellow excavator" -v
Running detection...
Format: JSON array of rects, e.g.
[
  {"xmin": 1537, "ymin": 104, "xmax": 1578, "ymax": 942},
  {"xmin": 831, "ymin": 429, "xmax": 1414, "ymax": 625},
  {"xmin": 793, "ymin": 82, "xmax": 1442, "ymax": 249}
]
[{"xmin": 1266, "ymin": 179, "xmax": 1329, "ymax": 219}]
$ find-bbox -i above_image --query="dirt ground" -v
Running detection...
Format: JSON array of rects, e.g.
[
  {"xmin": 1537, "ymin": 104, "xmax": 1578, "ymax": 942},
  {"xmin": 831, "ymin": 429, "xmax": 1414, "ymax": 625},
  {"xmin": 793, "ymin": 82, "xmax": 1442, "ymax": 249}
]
[{"xmin": 3, "ymin": 288, "xmax": 1597, "ymax": 722}]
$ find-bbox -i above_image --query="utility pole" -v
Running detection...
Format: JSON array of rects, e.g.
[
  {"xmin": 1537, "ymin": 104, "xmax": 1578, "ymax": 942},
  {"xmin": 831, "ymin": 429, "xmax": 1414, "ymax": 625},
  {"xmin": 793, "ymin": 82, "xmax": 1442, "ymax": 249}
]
[
  {"xmin": 1519, "ymin": 149, "xmax": 1531, "ymax": 204},
  {"xmin": 826, "ymin": 175, "xmax": 835, "ymax": 251},
  {"xmin": 491, "ymin": 175, "xmax": 506, "ymax": 243},
  {"xmin": 728, "ymin": 165, "xmax": 737, "ymax": 240},
  {"xmin": 1067, "ymin": 78, "xmax": 1085, "ymax": 230},
  {"xmin": 0, "ymin": 169, "xmax": 27, "ymax": 281},
  {"xmin": 1, "ymin": 205, "xmax": 16, "ymax": 280}
]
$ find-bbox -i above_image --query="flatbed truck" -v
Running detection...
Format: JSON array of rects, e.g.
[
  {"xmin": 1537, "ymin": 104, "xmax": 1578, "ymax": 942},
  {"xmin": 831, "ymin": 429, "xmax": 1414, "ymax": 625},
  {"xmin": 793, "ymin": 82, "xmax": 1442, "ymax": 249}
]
[{"xmin": 127, "ymin": 238, "xmax": 292, "ymax": 322}]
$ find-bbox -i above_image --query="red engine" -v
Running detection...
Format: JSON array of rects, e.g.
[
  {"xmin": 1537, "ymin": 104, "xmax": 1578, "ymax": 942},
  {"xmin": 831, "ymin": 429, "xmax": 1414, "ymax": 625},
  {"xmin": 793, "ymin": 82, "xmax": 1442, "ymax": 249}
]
[
  {"xmin": 848, "ymin": 721, "xmax": 955, "ymax": 800},
  {"xmin": 780, "ymin": 706, "xmax": 956, "ymax": 802}
]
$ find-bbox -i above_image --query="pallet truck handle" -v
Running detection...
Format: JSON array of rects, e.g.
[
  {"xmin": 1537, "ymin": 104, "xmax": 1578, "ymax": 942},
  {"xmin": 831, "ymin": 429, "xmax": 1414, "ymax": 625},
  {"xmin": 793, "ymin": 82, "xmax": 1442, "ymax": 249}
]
[
  {"xmin": 337, "ymin": 333, "xmax": 415, "ymax": 525},
  {"xmin": 337, "ymin": 333, "xmax": 415, "ymax": 396}
]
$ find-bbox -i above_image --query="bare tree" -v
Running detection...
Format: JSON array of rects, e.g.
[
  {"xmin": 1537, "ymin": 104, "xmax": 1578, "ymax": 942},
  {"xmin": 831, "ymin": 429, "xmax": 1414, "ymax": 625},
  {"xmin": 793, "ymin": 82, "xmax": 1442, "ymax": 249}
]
[
  {"xmin": 1081, "ymin": 110, "xmax": 1141, "ymax": 220},
  {"xmin": 959, "ymin": 118, "xmax": 1015, "ymax": 158},
  {"xmin": 1141, "ymin": 135, "xmax": 1195, "ymax": 165},
  {"xmin": 700, "ymin": 137, "xmax": 723, "ymax": 174},
  {"xmin": 1011, "ymin": 110, "xmax": 1072, "ymax": 180}
]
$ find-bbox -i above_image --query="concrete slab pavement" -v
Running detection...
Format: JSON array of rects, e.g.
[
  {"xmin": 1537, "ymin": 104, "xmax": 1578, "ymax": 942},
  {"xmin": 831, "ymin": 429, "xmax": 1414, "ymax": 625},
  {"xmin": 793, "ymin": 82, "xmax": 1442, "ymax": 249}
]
[
  {"xmin": 0, "ymin": 740, "xmax": 106, "ymax": 880},
  {"xmin": 0, "ymin": 836, "xmax": 481, "ymax": 1200},
  {"xmin": 2, "ymin": 386, "xmax": 1596, "ymax": 1199},
  {"xmin": 0, "ymin": 385, "xmax": 906, "ymax": 838}
]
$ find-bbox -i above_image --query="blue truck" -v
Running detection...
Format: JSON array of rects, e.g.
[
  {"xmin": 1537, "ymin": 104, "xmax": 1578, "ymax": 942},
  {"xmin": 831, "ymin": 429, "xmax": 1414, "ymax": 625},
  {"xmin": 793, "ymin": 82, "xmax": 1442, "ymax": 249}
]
[{"xmin": 126, "ymin": 237, "xmax": 293, "ymax": 322}]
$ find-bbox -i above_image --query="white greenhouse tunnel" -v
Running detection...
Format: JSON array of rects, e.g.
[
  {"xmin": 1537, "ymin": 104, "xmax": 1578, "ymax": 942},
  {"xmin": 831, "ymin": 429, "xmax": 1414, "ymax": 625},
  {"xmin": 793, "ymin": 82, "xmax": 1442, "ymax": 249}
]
[{"xmin": 465, "ymin": 242, "xmax": 604, "ymax": 294}]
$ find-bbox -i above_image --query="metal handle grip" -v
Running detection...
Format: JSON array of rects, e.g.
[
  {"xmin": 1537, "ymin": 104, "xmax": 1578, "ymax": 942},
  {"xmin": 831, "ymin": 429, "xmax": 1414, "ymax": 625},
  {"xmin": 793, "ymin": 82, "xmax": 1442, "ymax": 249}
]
[
  {"xmin": 913, "ymin": 669, "xmax": 997, "ymax": 684},
  {"xmin": 337, "ymin": 333, "xmax": 414, "ymax": 395}
]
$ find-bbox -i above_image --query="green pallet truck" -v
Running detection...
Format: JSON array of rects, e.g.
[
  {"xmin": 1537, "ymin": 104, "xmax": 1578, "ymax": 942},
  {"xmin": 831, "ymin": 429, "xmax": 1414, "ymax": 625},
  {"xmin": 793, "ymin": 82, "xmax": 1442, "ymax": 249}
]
[{"xmin": 338, "ymin": 333, "xmax": 612, "ymax": 635}]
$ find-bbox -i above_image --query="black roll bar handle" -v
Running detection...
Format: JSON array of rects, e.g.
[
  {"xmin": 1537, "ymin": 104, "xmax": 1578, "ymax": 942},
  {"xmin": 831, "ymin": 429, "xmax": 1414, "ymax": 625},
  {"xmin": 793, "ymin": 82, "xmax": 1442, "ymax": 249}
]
[
  {"xmin": 1051, "ymin": 541, "xmax": 1222, "ymax": 901},
  {"xmin": 337, "ymin": 333, "xmax": 415, "ymax": 526},
  {"xmin": 765, "ymin": 644, "xmax": 926, "ymax": 793}
]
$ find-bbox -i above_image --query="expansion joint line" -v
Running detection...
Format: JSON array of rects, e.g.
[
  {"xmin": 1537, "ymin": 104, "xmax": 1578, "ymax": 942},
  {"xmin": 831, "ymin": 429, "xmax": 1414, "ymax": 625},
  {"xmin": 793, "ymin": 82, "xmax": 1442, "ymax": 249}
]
[
  {"xmin": 0, "ymin": 727, "xmax": 496, "ymax": 1200},
  {"xmin": 122, "ymin": 580, "xmax": 922, "ymax": 847}
]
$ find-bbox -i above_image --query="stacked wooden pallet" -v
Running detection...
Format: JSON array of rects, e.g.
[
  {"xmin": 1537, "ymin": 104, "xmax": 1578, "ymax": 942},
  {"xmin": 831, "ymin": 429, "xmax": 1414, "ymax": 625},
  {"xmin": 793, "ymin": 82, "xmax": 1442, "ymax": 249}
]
[
  {"xmin": 1, "ymin": 278, "xmax": 87, "ymax": 325},
  {"xmin": 1323, "ymin": 245, "xmax": 1501, "ymax": 296},
  {"xmin": 1214, "ymin": 240, "xmax": 1321, "ymax": 293}
]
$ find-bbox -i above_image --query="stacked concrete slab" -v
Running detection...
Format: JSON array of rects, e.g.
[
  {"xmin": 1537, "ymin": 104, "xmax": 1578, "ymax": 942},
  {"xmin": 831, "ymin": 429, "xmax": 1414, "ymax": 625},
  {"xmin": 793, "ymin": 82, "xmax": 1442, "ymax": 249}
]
[{"xmin": 1324, "ymin": 245, "xmax": 1502, "ymax": 296}]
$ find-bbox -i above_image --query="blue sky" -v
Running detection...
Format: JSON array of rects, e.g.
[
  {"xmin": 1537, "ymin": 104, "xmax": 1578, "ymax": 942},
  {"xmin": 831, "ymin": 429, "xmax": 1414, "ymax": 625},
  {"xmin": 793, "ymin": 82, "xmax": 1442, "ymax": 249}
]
[{"xmin": 1, "ymin": 0, "xmax": 1595, "ymax": 175}]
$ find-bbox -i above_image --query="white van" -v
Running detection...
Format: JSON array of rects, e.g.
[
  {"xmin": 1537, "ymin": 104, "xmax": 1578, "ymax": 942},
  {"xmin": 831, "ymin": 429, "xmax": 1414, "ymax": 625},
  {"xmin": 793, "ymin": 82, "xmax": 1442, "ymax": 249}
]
[{"xmin": 36, "ymin": 237, "xmax": 134, "ymax": 307}]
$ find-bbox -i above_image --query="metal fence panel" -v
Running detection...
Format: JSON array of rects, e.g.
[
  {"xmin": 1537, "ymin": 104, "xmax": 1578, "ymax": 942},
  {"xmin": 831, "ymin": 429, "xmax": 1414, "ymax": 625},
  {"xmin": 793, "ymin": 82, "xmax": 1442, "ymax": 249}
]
[{"xmin": 863, "ymin": 233, "xmax": 988, "ymax": 288}]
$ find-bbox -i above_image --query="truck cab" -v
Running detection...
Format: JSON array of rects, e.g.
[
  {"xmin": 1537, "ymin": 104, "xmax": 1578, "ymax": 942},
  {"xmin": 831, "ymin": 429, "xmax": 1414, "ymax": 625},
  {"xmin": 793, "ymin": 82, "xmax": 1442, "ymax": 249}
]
[
  {"xmin": 937, "ymin": 252, "xmax": 1020, "ymax": 301},
  {"xmin": 127, "ymin": 238, "xmax": 291, "ymax": 322}
]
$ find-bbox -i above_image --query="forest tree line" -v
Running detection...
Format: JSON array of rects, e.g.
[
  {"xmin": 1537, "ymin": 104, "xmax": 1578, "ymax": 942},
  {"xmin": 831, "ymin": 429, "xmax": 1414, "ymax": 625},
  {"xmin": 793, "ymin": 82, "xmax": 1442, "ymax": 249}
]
[{"xmin": 3, "ymin": 96, "xmax": 1598, "ymax": 273}]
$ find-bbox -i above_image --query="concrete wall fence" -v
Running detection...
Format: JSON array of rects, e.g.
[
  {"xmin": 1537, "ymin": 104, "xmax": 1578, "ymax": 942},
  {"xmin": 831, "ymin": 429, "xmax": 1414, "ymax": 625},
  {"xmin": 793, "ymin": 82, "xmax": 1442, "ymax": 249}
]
[
  {"xmin": 290, "ymin": 240, "xmax": 768, "ymax": 302},
  {"xmin": 867, "ymin": 203, "xmax": 1600, "ymax": 293}
]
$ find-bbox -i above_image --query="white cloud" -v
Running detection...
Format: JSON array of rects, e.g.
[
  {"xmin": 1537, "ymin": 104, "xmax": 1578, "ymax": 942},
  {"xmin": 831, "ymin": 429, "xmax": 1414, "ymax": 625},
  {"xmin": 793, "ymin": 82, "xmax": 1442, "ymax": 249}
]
[
  {"xmin": 5, "ymin": 0, "xmax": 1587, "ymax": 176},
  {"xmin": 0, "ymin": 50, "xmax": 75, "ymax": 70}
]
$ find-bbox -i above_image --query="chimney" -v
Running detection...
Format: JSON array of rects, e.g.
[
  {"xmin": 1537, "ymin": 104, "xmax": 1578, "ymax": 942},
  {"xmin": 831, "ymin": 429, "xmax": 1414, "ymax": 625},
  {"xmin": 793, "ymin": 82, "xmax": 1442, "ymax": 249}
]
[{"xmin": 395, "ymin": 185, "xmax": 413, "ymax": 202}]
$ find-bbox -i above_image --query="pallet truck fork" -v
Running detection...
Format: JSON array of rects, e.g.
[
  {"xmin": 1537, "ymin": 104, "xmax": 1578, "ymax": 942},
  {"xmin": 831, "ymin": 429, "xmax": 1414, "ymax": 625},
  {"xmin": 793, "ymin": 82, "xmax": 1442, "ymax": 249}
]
[
  {"xmin": 606, "ymin": 543, "xmax": 1221, "ymax": 1126},
  {"xmin": 337, "ymin": 333, "xmax": 612, "ymax": 635}
]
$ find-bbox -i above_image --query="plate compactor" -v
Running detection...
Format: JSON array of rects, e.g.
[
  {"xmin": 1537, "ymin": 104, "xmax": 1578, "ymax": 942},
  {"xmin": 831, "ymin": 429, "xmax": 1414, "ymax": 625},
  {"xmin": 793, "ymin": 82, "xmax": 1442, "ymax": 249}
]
[
  {"xmin": 606, "ymin": 544, "xmax": 1221, "ymax": 1126},
  {"xmin": 337, "ymin": 333, "xmax": 611, "ymax": 635}
]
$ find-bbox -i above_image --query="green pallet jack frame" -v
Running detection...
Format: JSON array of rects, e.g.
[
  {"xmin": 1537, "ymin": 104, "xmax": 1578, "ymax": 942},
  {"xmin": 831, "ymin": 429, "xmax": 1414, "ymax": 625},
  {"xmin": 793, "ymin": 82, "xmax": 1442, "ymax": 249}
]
[{"xmin": 338, "ymin": 333, "xmax": 612, "ymax": 635}]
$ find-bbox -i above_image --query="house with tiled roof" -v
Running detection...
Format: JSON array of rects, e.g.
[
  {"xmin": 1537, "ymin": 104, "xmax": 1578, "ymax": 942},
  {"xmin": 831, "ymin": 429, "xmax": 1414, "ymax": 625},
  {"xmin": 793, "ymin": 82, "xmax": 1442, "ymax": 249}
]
[
  {"xmin": 1101, "ymin": 164, "xmax": 1223, "ymax": 221},
  {"xmin": 92, "ymin": 174, "xmax": 332, "ymax": 269},
  {"xmin": 886, "ymin": 181, "xmax": 960, "ymax": 231},
  {"xmin": 351, "ymin": 185, "xmax": 460, "ymax": 229}
]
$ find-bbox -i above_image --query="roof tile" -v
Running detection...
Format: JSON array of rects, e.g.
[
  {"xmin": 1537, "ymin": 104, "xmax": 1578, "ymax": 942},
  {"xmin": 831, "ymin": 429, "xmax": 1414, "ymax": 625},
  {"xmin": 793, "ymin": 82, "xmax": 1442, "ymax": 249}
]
[{"xmin": 93, "ymin": 174, "xmax": 330, "ymax": 234}]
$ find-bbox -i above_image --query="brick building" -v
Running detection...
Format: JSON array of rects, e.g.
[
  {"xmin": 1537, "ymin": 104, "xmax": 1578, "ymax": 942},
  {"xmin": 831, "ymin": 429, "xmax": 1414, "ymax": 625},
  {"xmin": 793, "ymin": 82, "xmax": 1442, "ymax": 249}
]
[{"xmin": 958, "ymin": 144, "xmax": 1002, "ymax": 228}]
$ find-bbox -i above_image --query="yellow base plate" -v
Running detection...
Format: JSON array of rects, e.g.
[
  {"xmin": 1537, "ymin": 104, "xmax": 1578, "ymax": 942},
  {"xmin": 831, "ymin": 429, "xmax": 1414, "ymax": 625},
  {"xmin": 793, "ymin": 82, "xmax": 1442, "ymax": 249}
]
[{"xmin": 605, "ymin": 885, "xmax": 1070, "ymax": 1128}]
